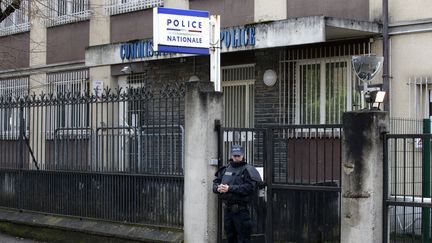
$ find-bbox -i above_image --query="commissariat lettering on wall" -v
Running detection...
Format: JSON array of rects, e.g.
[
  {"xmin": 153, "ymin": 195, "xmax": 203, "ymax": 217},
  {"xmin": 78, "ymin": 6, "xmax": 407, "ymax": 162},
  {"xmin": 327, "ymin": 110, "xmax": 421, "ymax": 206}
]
[{"xmin": 120, "ymin": 25, "xmax": 256, "ymax": 61}]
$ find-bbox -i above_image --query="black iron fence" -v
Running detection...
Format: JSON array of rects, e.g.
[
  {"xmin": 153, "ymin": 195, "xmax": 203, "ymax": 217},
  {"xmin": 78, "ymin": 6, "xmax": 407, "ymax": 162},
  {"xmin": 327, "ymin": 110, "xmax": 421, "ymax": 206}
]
[
  {"xmin": 384, "ymin": 133, "xmax": 432, "ymax": 243},
  {"xmin": 0, "ymin": 84, "xmax": 185, "ymax": 228},
  {"xmin": 217, "ymin": 124, "xmax": 342, "ymax": 243}
]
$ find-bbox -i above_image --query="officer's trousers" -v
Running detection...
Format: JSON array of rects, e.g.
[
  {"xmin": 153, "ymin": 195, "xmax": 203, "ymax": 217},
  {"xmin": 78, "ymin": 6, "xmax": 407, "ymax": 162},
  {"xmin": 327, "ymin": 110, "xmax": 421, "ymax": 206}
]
[{"xmin": 224, "ymin": 208, "xmax": 253, "ymax": 243}]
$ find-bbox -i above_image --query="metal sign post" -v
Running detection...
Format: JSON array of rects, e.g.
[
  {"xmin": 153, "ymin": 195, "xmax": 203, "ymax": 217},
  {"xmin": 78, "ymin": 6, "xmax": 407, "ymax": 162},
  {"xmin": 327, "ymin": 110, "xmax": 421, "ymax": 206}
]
[
  {"xmin": 153, "ymin": 7, "xmax": 221, "ymax": 92},
  {"xmin": 210, "ymin": 15, "xmax": 221, "ymax": 92}
]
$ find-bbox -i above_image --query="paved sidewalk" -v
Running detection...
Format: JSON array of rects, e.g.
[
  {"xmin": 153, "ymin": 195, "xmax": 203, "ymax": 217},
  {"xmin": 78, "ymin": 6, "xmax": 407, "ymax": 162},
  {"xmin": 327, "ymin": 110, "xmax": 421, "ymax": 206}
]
[{"xmin": 0, "ymin": 232, "xmax": 43, "ymax": 243}]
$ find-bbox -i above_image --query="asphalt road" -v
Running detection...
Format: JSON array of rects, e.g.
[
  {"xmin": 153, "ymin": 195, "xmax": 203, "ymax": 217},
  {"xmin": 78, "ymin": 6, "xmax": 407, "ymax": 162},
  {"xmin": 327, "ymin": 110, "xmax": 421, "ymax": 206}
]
[{"xmin": 0, "ymin": 232, "xmax": 43, "ymax": 243}]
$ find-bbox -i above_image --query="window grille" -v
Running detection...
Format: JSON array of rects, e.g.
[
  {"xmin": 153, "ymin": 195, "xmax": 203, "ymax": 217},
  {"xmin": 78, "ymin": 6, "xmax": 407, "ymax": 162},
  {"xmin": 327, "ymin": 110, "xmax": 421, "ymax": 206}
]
[
  {"xmin": 222, "ymin": 64, "xmax": 255, "ymax": 128},
  {"xmin": 127, "ymin": 73, "xmax": 147, "ymax": 86},
  {"xmin": 0, "ymin": 0, "xmax": 29, "ymax": 36},
  {"xmin": 46, "ymin": 69, "xmax": 89, "ymax": 138},
  {"xmin": 279, "ymin": 41, "xmax": 370, "ymax": 125},
  {"xmin": 0, "ymin": 76, "xmax": 29, "ymax": 139},
  {"xmin": 105, "ymin": 0, "xmax": 163, "ymax": 16},
  {"xmin": 46, "ymin": 0, "xmax": 91, "ymax": 27},
  {"xmin": 408, "ymin": 76, "xmax": 432, "ymax": 119}
]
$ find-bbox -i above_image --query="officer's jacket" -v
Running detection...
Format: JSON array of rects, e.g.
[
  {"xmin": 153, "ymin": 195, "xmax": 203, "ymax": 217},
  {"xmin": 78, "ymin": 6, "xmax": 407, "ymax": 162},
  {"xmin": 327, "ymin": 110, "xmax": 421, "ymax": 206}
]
[{"xmin": 212, "ymin": 160, "xmax": 260, "ymax": 204}]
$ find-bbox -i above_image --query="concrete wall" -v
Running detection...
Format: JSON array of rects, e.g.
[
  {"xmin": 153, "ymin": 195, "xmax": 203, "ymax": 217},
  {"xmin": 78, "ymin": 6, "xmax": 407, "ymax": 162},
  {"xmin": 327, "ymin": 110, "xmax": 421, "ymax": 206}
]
[
  {"xmin": 29, "ymin": 0, "xmax": 47, "ymax": 68},
  {"xmin": 369, "ymin": 0, "xmax": 382, "ymax": 22},
  {"xmin": 110, "ymin": 10, "xmax": 153, "ymax": 43},
  {"xmin": 184, "ymin": 81, "xmax": 222, "ymax": 243},
  {"xmin": 254, "ymin": 0, "xmax": 286, "ymax": 22},
  {"xmin": 387, "ymin": 32, "xmax": 432, "ymax": 118},
  {"xmin": 90, "ymin": 0, "xmax": 110, "ymax": 46},
  {"xmin": 0, "ymin": 33, "xmax": 30, "ymax": 71},
  {"xmin": 341, "ymin": 111, "xmax": 388, "ymax": 243},
  {"xmin": 286, "ymin": 0, "xmax": 370, "ymax": 21},
  {"xmin": 189, "ymin": 0, "xmax": 254, "ymax": 27},
  {"xmin": 389, "ymin": 0, "xmax": 432, "ymax": 23},
  {"xmin": 164, "ymin": 0, "xmax": 189, "ymax": 9},
  {"xmin": 46, "ymin": 21, "xmax": 89, "ymax": 64}
]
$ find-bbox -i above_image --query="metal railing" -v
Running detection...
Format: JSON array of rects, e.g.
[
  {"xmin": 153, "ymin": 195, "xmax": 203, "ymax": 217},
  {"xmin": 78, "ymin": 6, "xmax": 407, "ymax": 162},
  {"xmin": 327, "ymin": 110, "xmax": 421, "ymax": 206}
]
[
  {"xmin": 390, "ymin": 117, "xmax": 423, "ymax": 134},
  {"xmin": 385, "ymin": 133, "xmax": 432, "ymax": 243},
  {"xmin": 0, "ymin": 0, "xmax": 29, "ymax": 36},
  {"xmin": 0, "ymin": 83, "xmax": 185, "ymax": 227},
  {"xmin": 46, "ymin": 0, "xmax": 91, "ymax": 27},
  {"xmin": 105, "ymin": 0, "xmax": 163, "ymax": 16}
]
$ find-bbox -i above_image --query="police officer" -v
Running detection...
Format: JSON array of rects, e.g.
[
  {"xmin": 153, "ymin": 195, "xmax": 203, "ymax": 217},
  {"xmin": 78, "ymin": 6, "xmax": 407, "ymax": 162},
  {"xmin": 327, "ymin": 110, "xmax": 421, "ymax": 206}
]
[{"xmin": 213, "ymin": 145, "xmax": 262, "ymax": 243}]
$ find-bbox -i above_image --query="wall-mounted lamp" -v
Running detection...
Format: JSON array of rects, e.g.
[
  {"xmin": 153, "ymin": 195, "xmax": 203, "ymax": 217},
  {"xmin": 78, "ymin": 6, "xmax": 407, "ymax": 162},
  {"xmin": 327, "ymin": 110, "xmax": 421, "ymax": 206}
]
[
  {"xmin": 365, "ymin": 90, "xmax": 386, "ymax": 110},
  {"xmin": 263, "ymin": 69, "xmax": 277, "ymax": 87},
  {"xmin": 188, "ymin": 75, "xmax": 200, "ymax": 82},
  {"xmin": 121, "ymin": 65, "xmax": 133, "ymax": 74},
  {"xmin": 188, "ymin": 57, "xmax": 200, "ymax": 82}
]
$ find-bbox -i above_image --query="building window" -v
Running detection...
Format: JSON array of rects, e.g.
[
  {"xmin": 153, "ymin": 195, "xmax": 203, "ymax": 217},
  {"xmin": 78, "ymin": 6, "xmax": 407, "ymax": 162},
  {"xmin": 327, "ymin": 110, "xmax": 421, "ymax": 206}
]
[
  {"xmin": 46, "ymin": 69, "xmax": 89, "ymax": 137},
  {"xmin": 0, "ymin": 76, "xmax": 29, "ymax": 139},
  {"xmin": 46, "ymin": 0, "xmax": 90, "ymax": 27},
  {"xmin": 279, "ymin": 41, "xmax": 369, "ymax": 125},
  {"xmin": 295, "ymin": 60, "xmax": 352, "ymax": 124},
  {"xmin": 0, "ymin": 0, "xmax": 30, "ymax": 36},
  {"xmin": 408, "ymin": 76, "xmax": 432, "ymax": 119},
  {"xmin": 105, "ymin": 0, "xmax": 163, "ymax": 16},
  {"xmin": 222, "ymin": 64, "xmax": 255, "ymax": 128}
]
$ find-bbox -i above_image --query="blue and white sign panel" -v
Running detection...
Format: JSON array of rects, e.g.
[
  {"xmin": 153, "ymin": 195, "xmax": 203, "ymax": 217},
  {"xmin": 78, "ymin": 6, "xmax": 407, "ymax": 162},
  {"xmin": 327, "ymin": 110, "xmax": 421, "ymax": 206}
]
[{"xmin": 153, "ymin": 7, "xmax": 210, "ymax": 55}]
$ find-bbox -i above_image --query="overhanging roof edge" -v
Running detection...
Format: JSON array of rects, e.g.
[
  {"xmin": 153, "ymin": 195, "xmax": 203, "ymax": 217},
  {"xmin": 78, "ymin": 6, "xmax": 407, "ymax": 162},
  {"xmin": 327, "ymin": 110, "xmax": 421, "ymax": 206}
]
[{"xmin": 325, "ymin": 16, "xmax": 382, "ymax": 34}]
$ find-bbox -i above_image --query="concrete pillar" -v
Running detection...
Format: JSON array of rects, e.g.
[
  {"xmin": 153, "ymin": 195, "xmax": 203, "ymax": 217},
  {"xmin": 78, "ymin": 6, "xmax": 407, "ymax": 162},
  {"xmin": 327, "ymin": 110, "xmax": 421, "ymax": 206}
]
[
  {"xmin": 89, "ymin": 0, "xmax": 110, "ymax": 46},
  {"xmin": 29, "ymin": 0, "xmax": 47, "ymax": 68},
  {"xmin": 164, "ymin": 0, "xmax": 189, "ymax": 9},
  {"xmin": 29, "ymin": 1, "xmax": 48, "ymax": 168},
  {"xmin": 184, "ymin": 81, "xmax": 223, "ymax": 243},
  {"xmin": 369, "ymin": 0, "xmax": 383, "ymax": 22},
  {"xmin": 341, "ymin": 111, "xmax": 388, "ymax": 243}
]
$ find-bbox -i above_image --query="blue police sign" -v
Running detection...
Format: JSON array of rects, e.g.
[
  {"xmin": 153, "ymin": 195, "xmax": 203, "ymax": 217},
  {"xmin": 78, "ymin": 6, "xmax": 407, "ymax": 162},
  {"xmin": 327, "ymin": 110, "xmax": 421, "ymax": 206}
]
[{"xmin": 153, "ymin": 7, "xmax": 210, "ymax": 55}]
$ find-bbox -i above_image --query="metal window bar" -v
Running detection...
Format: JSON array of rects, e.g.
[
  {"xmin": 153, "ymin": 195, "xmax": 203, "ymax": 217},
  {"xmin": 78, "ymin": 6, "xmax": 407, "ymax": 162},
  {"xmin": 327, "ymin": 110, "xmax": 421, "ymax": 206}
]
[
  {"xmin": 0, "ymin": 0, "xmax": 30, "ymax": 36},
  {"xmin": 0, "ymin": 76, "xmax": 29, "ymax": 140},
  {"xmin": 46, "ymin": 69, "xmax": 89, "ymax": 139},
  {"xmin": 105, "ymin": 0, "xmax": 163, "ymax": 16},
  {"xmin": 279, "ymin": 40, "xmax": 369, "ymax": 125},
  {"xmin": 408, "ymin": 76, "xmax": 432, "ymax": 119},
  {"xmin": 46, "ymin": 0, "xmax": 91, "ymax": 27},
  {"xmin": 222, "ymin": 64, "xmax": 255, "ymax": 128}
]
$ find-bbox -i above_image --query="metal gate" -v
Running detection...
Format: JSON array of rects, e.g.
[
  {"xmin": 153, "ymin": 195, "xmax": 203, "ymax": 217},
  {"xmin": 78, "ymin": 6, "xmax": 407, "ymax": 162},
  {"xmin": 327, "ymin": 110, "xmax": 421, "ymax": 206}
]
[
  {"xmin": 384, "ymin": 133, "xmax": 432, "ymax": 243},
  {"xmin": 217, "ymin": 124, "xmax": 342, "ymax": 242}
]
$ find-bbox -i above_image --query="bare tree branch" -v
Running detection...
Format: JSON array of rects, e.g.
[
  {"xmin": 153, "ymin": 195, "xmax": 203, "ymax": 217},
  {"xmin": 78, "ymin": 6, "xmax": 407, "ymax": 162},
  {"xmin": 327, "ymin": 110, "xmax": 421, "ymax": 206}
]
[{"xmin": 0, "ymin": 0, "xmax": 21, "ymax": 23}]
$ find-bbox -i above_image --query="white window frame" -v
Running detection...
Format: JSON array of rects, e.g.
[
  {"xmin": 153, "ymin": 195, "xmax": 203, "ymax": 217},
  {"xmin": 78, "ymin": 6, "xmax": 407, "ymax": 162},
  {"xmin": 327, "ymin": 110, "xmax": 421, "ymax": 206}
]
[
  {"xmin": 295, "ymin": 57, "xmax": 353, "ymax": 125},
  {"xmin": 0, "ymin": 0, "xmax": 29, "ymax": 36},
  {"xmin": 0, "ymin": 76, "xmax": 29, "ymax": 139},
  {"xmin": 46, "ymin": 0, "xmax": 91, "ymax": 27},
  {"xmin": 46, "ymin": 70, "xmax": 90, "ymax": 139},
  {"xmin": 105, "ymin": 0, "xmax": 163, "ymax": 16},
  {"xmin": 222, "ymin": 80, "xmax": 255, "ymax": 128}
]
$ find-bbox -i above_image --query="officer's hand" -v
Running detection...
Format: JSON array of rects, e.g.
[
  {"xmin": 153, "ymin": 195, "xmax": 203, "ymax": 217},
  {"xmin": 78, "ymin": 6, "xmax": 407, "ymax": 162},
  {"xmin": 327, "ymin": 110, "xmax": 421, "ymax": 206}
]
[{"xmin": 219, "ymin": 184, "xmax": 229, "ymax": 193}]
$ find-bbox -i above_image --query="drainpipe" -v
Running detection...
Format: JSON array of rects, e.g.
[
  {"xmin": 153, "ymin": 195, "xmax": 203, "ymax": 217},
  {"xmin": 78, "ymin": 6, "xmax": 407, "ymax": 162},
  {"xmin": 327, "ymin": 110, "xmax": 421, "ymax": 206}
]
[{"xmin": 382, "ymin": 0, "xmax": 390, "ymax": 111}]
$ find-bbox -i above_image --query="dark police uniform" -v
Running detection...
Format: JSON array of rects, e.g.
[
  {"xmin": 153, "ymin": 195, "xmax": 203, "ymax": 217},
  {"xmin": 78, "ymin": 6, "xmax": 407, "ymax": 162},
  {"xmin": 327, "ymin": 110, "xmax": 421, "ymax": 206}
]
[{"xmin": 213, "ymin": 159, "xmax": 262, "ymax": 243}]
